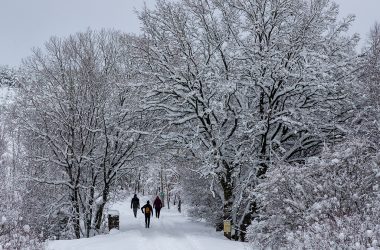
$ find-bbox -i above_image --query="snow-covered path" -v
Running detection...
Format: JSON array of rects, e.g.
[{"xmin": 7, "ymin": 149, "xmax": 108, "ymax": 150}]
[{"xmin": 48, "ymin": 198, "xmax": 249, "ymax": 250}]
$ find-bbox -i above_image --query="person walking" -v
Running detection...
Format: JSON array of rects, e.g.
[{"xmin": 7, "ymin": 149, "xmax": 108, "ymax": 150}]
[
  {"xmin": 141, "ymin": 200, "xmax": 153, "ymax": 228},
  {"xmin": 130, "ymin": 194, "xmax": 140, "ymax": 218},
  {"xmin": 153, "ymin": 196, "xmax": 163, "ymax": 218}
]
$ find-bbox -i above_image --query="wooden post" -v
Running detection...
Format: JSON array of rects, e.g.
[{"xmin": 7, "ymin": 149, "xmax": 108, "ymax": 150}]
[
  {"xmin": 223, "ymin": 220, "xmax": 232, "ymax": 240},
  {"xmin": 108, "ymin": 210, "xmax": 120, "ymax": 231}
]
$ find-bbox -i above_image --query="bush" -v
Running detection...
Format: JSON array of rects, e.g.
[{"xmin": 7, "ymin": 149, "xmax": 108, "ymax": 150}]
[
  {"xmin": 248, "ymin": 139, "xmax": 380, "ymax": 249},
  {"xmin": 0, "ymin": 216, "xmax": 44, "ymax": 250}
]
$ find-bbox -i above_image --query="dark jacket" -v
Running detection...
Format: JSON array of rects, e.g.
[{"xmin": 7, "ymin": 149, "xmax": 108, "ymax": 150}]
[
  {"xmin": 153, "ymin": 197, "xmax": 162, "ymax": 209},
  {"xmin": 141, "ymin": 204, "xmax": 153, "ymax": 216},
  {"xmin": 131, "ymin": 196, "xmax": 140, "ymax": 209}
]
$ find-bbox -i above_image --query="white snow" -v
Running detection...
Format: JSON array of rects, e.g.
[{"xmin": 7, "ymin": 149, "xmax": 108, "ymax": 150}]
[
  {"xmin": 47, "ymin": 198, "xmax": 248, "ymax": 250},
  {"xmin": 107, "ymin": 210, "xmax": 119, "ymax": 216},
  {"xmin": 331, "ymin": 158, "xmax": 340, "ymax": 164},
  {"xmin": 23, "ymin": 224, "xmax": 31, "ymax": 233}
]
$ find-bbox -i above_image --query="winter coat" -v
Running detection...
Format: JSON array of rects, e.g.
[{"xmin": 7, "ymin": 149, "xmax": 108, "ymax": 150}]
[
  {"xmin": 153, "ymin": 197, "xmax": 162, "ymax": 209},
  {"xmin": 141, "ymin": 204, "xmax": 153, "ymax": 216},
  {"xmin": 131, "ymin": 197, "xmax": 140, "ymax": 209}
]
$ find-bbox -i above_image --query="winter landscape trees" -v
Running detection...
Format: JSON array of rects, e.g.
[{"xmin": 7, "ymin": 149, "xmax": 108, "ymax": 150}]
[
  {"xmin": 12, "ymin": 30, "xmax": 146, "ymax": 240},
  {"xmin": 137, "ymin": 0, "xmax": 358, "ymax": 241},
  {"xmin": 0, "ymin": 0, "xmax": 380, "ymax": 249}
]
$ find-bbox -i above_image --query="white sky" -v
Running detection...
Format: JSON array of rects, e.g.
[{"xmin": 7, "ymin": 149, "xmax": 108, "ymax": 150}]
[
  {"xmin": 0, "ymin": 0, "xmax": 379, "ymax": 67},
  {"xmin": 334, "ymin": 0, "xmax": 380, "ymax": 44}
]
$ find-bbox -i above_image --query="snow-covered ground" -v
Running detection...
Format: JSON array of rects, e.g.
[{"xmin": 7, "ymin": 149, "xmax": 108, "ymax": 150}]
[{"xmin": 47, "ymin": 198, "xmax": 249, "ymax": 250}]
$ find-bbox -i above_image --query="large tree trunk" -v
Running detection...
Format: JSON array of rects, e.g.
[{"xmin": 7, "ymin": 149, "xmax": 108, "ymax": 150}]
[
  {"xmin": 238, "ymin": 202, "xmax": 256, "ymax": 241},
  {"xmin": 165, "ymin": 174, "xmax": 170, "ymax": 209},
  {"xmin": 85, "ymin": 184, "xmax": 95, "ymax": 238},
  {"xmin": 94, "ymin": 183, "xmax": 110, "ymax": 230},
  {"xmin": 71, "ymin": 188, "xmax": 81, "ymax": 239},
  {"xmin": 220, "ymin": 161, "xmax": 234, "ymax": 239}
]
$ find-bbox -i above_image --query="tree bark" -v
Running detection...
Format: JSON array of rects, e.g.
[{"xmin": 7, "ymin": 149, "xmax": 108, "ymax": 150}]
[
  {"xmin": 95, "ymin": 184, "xmax": 110, "ymax": 230},
  {"xmin": 72, "ymin": 188, "xmax": 81, "ymax": 239},
  {"xmin": 220, "ymin": 161, "xmax": 234, "ymax": 239}
]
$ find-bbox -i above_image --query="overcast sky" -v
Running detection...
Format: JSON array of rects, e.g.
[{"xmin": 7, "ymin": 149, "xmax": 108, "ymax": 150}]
[{"xmin": 0, "ymin": 0, "xmax": 379, "ymax": 67}]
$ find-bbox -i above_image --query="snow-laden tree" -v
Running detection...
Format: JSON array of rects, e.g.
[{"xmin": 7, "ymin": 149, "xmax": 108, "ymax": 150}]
[
  {"xmin": 15, "ymin": 30, "xmax": 145, "ymax": 239},
  {"xmin": 0, "ymin": 67, "xmax": 39, "ymax": 248},
  {"xmin": 138, "ymin": 0, "xmax": 358, "ymax": 240},
  {"xmin": 248, "ymin": 139, "xmax": 380, "ymax": 249},
  {"xmin": 0, "ymin": 66, "xmax": 17, "ymax": 87},
  {"xmin": 247, "ymin": 22, "xmax": 380, "ymax": 249},
  {"xmin": 353, "ymin": 22, "xmax": 380, "ymax": 142}
]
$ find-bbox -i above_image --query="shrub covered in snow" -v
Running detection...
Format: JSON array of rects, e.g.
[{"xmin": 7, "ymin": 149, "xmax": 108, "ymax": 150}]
[
  {"xmin": 0, "ymin": 216, "xmax": 44, "ymax": 250},
  {"xmin": 248, "ymin": 139, "xmax": 380, "ymax": 249}
]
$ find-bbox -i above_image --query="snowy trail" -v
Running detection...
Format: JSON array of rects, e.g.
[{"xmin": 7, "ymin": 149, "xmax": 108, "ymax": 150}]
[{"xmin": 48, "ymin": 198, "xmax": 249, "ymax": 250}]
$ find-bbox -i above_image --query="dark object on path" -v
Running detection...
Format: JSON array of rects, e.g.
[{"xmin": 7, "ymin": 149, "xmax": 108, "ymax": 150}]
[
  {"xmin": 153, "ymin": 196, "xmax": 163, "ymax": 218},
  {"xmin": 108, "ymin": 210, "xmax": 120, "ymax": 230},
  {"xmin": 131, "ymin": 194, "xmax": 140, "ymax": 218},
  {"xmin": 141, "ymin": 201, "xmax": 153, "ymax": 228},
  {"xmin": 178, "ymin": 198, "xmax": 181, "ymax": 213}
]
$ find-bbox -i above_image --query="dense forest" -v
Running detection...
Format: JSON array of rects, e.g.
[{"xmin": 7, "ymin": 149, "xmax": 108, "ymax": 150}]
[{"xmin": 1, "ymin": 0, "xmax": 380, "ymax": 249}]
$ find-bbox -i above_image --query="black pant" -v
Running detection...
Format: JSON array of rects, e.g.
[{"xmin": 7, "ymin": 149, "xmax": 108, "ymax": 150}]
[
  {"xmin": 145, "ymin": 214, "xmax": 151, "ymax": 228},
  {"xmin": 155, "ymin": 208, "xmax": 161, "ymax": 218},
  {"xmin": 133, "ymin": 208, "xmax": 138, "ymax": 218}
]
